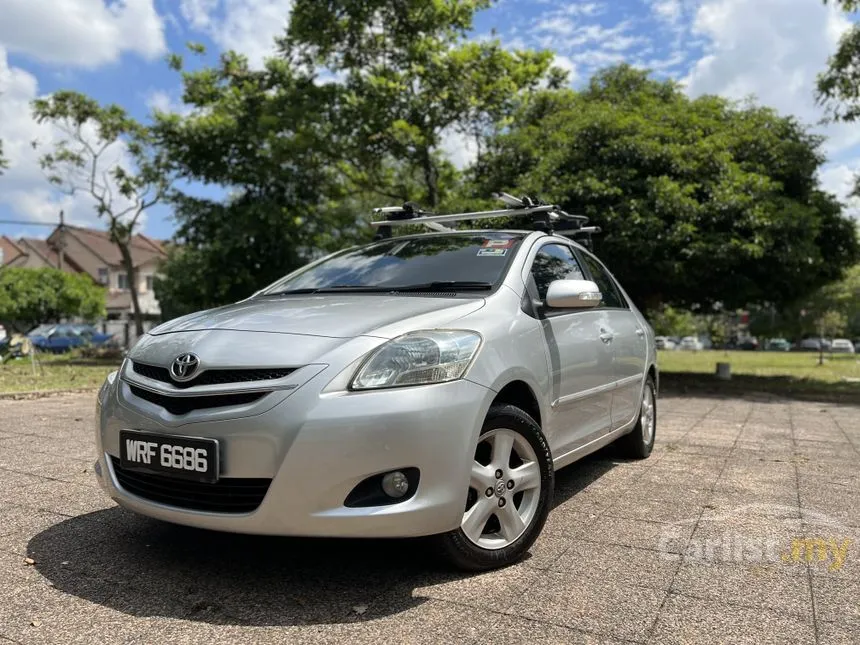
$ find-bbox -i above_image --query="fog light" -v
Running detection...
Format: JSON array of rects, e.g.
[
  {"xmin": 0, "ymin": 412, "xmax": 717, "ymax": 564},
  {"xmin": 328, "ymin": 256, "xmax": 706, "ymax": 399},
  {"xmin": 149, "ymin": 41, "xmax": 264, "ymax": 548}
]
[{"xmin": 381, "ymin": 471, "xmax": 410, "ymax": 498}]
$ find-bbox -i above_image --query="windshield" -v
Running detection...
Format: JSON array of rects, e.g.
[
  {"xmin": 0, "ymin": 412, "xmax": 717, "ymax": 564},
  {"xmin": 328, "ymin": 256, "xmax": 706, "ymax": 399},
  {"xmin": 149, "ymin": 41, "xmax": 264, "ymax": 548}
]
[{"xmin": 260, "ymin": 233, "xmax": 524, "ymax": 294}]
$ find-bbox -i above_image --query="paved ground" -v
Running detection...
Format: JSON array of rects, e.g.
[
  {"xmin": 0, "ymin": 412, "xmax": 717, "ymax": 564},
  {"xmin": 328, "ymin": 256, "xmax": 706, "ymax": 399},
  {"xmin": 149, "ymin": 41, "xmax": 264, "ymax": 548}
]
[{"xmin": 0, "ymin": 393, "xmax": 858, "ymax": 644}]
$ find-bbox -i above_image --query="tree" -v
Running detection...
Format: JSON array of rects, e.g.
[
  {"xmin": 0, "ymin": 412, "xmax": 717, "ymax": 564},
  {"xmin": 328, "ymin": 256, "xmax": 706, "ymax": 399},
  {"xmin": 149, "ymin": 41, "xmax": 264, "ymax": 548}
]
[
  {"xmin": 0, "ymin": 138, "xmax": 7, "ymax": 175},
  {"xmin": 472, "ymin": 64, "xmax": 860, "ymax": 311},
  {"xmin": 152, "ymin": 49, "xmax": 369, "ymax": 317},
  {"xmin": 31, "ymin": 91, "xmax": 174, "ymax": 336},
  {"xmin": 154, "ymin": 2, "xmax": 561, "ymax": 316},
  {"xmin": 0, "ymin": 267, "xmax": 105, "ymax": 332},
  {"xmin": 648, "ymin": 305, "xmax": 695, "ymax": 337},
  {"xmin": 283, "ymin": 0, "xmax": 562, "ymax": 208},
  {"xmin": 817, "ymin": 1, "xmax": 860, "ymax": 122}
]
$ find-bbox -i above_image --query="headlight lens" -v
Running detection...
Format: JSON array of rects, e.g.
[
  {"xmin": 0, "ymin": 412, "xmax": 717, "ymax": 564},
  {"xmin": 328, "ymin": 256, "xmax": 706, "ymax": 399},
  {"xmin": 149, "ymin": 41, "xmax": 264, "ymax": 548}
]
[{"xmin": 351, "ymin": 330, "xmax": 482, "ymax": 390}]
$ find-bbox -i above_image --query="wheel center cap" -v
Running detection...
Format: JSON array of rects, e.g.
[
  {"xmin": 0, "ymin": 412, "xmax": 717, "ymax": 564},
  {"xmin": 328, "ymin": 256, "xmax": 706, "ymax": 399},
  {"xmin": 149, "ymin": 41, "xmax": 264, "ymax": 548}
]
[{"xmin": 495, "ymin": 480, "xmax": 507, "ymax": 497}]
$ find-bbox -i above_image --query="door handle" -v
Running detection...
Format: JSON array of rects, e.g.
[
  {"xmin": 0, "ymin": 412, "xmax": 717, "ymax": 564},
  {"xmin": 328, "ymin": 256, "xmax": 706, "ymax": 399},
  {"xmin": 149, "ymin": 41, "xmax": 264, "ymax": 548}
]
[{"xmin": 635, "ymin": 328, "xmax": 645, "ymax": 337}]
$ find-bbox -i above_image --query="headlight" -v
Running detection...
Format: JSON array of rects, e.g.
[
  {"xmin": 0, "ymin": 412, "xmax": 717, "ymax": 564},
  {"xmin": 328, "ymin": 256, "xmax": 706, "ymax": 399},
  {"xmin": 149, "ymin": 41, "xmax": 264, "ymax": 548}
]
[{"xmin": 350, "ymin": 330, "xmax": 482, "ymax": 390}]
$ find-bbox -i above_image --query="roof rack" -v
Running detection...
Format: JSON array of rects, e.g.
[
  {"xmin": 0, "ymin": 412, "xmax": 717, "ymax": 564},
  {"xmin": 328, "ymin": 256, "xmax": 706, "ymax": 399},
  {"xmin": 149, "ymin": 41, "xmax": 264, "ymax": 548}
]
[{"xmin": 370, "ymin": 193, "xmax": 601, "ymax": 248}]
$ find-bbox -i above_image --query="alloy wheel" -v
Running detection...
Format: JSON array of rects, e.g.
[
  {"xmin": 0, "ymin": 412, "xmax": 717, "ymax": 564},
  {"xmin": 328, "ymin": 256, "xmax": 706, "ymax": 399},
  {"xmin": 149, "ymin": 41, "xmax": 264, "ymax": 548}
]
[
  {"xmin": 461, "ymin": 428, "xmax": 541, "ymax": 550},
  {"xmin": 640, "ymin": 384, "xmax": 655, "ymax": 444}
]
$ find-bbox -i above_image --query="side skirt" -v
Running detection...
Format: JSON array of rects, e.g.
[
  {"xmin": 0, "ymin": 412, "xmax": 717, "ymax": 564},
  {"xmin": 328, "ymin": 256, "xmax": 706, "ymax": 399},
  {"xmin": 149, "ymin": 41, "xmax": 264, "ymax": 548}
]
[{"xmin": 551, "ymin": 415, "xmax": 638, "ymax": 471}]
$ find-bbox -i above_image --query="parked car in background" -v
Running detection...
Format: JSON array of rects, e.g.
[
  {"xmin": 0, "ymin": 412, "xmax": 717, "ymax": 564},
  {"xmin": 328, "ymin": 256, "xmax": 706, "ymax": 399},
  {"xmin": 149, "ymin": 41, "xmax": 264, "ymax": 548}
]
[
  {"xmin": 28, "ymin": 324, "xmax": 115, "ymax": 353},
  {"xmin": 679, "ymin": 336, "xmax": 704, "ymax": 351},
  {"xmin": 798, "ymin": 337, "xmax": 824, "ymax": 352},
  {"xmin": 0, "ymin": 325, "xmax": 5, "ymax": 342},
  {"xmin": 765, "ymin": 338, "xmax": 791, "ymax": 352},
  {"xmin": 655, "ymin": 336, "xmax": 676, "ymax": 350},
  {"xmin": 830, "ymin": 338, "xmax": 856, "ymax": 354},
  {"xmin": 737, "ymin": 337, "xmax": 759, "ymax": 351}
]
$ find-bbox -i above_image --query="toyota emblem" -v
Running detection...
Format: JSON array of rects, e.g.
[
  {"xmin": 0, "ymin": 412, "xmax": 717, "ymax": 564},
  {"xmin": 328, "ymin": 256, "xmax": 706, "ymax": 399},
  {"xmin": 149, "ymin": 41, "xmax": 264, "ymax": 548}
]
[{"xmin": 170, "ymin": 353, "xmax": 200, "ymax": 382}]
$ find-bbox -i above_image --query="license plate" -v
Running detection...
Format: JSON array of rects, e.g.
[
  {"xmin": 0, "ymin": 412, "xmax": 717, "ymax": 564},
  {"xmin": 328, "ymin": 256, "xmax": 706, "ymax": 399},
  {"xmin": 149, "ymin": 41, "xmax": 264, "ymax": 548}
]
[{"xmin": 119, "ymin": 429, "xmax": 219, "ymax": 483}]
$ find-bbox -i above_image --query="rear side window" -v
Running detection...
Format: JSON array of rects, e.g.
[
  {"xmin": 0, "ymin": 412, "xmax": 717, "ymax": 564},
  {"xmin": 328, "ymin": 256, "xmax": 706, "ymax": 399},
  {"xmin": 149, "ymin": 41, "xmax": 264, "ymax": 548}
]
[
  {"xmin": 530, "ymin": 244, "xmax": 585, "ymax": 300},
  {"xmin": 580, "ymin": 253, "xmax": 627, "ymax": 309}
]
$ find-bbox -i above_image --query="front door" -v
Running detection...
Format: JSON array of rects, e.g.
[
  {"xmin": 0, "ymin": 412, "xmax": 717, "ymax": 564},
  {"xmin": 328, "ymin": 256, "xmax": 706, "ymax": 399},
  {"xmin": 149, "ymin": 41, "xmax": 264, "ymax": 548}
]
[
  {"xmin": 578, "ymin": 252, "xmax": 647, "ymax": 430},
  {"xmin": 529, "ymin": 243, "xmax": 614, "ymax": 457}
]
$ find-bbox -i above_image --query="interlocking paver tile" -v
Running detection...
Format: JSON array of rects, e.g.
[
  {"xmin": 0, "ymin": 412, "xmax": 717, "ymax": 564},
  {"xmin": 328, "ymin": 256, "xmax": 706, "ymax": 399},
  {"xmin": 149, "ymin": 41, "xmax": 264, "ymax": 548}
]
[{"xmin": 649, "ymin": 593, "xmax": 816, "ymax": 644}]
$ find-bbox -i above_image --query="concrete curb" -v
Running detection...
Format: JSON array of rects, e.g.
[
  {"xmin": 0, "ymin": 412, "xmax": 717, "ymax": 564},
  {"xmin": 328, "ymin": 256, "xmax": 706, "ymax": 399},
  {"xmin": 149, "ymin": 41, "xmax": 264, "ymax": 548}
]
[{"xmin": 0, "ymin": 387, "xmax": 99, "ymax": 400}]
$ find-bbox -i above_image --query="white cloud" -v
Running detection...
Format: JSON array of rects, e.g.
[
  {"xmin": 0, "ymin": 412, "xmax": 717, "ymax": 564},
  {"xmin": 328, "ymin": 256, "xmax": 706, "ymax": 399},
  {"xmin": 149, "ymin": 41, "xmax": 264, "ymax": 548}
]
[
  {"xmin": 681, "ymin": 0, "xmax": 860, "ymax": 210},
  {"xmin": 180, "ymin": 0, "xmax": 293, "ymax": 68},
  {"xmin": 552, "ymin": 55, "xmax": 578, "ymax": 83},
  {"xmin": 440, "ymin": 128, "xmax": 479, "ymax": 170},
  {"xmin": 651, "ymin": 0, "xmax": 683, "ymax": 26},
  {"xmin": 179, "ymin": 0, "xmax": 219, "ymax": 29},
  {"xmin": 820, "ymin": 163, "xmax": 860, "ymax": 219},
  {"xmin": 0, "ymin": 47, "xmax": 140, "ymax": 231},
  {"xmin": 683, "ymin": 0, "xmax": 851, "ymax": 133},
  {"xmin": 0, "ymin": 0, "xmax": 166, "ymax": 68},
  {"xmin": 145, "ymin": 89, "xmax": 193, "ymax": 116}
]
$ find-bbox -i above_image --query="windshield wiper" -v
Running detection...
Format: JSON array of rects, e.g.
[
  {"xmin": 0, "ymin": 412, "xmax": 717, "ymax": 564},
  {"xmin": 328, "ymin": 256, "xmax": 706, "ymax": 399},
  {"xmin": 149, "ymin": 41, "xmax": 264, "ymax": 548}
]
[
  {"xmin": 389, "ymin": 281, "xmax": 494, "ymax": 292},
  {"xmin": 262, "ymin": 285, "xmax": 395, "ymax": 296}
]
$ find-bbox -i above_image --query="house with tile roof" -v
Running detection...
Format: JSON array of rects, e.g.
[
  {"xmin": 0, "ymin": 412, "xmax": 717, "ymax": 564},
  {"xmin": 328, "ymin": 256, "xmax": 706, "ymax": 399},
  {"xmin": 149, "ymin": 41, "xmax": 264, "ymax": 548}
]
[{"xmin": 1, "ymin": 225, "xmax": 168, "ymax": 320}]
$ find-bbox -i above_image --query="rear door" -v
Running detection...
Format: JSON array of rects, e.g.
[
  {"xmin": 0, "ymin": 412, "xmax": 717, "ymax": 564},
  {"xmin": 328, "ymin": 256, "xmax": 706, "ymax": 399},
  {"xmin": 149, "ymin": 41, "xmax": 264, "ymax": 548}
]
[
  {"xmin": 578, "ymin": 251, "xmax": 648, "ymax": 431},
  {"xmin": 527, "ymin": 243, "xmax": 614, "ymax": 456}
]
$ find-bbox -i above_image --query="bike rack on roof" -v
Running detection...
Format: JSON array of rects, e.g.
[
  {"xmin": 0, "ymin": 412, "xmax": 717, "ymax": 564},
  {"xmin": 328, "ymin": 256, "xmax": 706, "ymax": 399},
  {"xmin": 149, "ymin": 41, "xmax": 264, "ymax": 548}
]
[{"xmin": 370, "ymin": 193, "xmax": 601, "ymax": 248}]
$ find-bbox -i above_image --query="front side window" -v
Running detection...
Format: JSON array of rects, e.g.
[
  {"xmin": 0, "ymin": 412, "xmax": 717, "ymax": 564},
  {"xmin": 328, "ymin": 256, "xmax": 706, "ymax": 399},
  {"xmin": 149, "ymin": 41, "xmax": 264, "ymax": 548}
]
[
  {"xmin": 580, "ymin": 253, "xmax": 627, "ymax": 309},
  {"xmin": 260, "ymin": 233, "xmax": 525, "ymax": 295},
  {"xmin": 530, "ymin": 243, "xmax": 585, "ymax": 300}
]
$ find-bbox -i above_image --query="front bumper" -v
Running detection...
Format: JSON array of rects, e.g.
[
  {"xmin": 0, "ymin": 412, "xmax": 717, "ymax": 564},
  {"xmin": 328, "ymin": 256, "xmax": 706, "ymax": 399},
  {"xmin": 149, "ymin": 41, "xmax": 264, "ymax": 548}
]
[{"xmin": 95, "ymin": 371, "xmax": 495, "ymax": 538}]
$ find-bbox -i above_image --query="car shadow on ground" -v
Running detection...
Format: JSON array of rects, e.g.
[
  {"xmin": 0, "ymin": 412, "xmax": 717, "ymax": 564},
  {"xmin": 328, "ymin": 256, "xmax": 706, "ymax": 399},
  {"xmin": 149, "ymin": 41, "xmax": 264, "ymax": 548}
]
[{"xmin": 27, "ymin": 450, "xmax": 619, "ymax": 626}]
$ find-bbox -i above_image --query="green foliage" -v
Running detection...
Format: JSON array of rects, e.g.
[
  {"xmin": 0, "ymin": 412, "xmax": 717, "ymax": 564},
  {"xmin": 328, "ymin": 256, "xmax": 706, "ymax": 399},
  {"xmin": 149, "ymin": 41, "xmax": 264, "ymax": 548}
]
[
  {"xmin": 31, "ymin": 90, "xmax": 175, "ymax": 335},
  {"xmin": 816, "ymin": 309, "xmax": 848, "ymax": 337},
  {"xmin": 0, "ymin": 267, "xmax": 105, "ymax": 331},
  {"xmin": 153, "ymin": 0, "xmax": 559, "ymax": 315},
  {"xmin": 0, "ymin": 138, "xmax": 7, "ymax": 175},
  {"xmin": 648, "ymin": 305, "xmax": 696, "ymax": 337},
  {"xmin": 472, "ymin": 64, "xmax": 860, "ymax": 310},
  {"xmin": 282, "ymin": 0, "xmax": 560, "ymax": 207}
]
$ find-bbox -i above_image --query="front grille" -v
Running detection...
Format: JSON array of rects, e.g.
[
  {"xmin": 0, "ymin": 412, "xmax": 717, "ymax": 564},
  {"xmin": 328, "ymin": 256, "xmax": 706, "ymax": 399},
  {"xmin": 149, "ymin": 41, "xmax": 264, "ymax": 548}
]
[
  {"xmin": 132, "ymin": 361, "xmax": 295, "ymax": 389},
  {"xmin": 128, "ymin": 385, "xmax": 269, "ymax": 415},
  {"xmin": 111, "ymin": 457, "xmax": 271, "ymax": 513}
]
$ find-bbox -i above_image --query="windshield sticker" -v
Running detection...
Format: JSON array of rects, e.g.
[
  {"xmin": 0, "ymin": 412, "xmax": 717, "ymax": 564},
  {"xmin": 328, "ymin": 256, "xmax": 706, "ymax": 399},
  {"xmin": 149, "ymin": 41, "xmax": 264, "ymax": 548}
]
[
  {"xmin": 481, "ymin": 238, "xmax": 515, "ymax": 249},
  {"xmin": 477, "ymin": 248, "xmax": 508, "ymax": 257}
]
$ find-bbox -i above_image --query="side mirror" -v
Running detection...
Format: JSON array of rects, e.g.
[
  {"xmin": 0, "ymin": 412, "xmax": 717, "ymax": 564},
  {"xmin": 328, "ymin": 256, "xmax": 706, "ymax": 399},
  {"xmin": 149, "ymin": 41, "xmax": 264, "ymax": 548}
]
[{"xmin": 545, "ymin": 279, "xmax": 602, "ymax": 309}]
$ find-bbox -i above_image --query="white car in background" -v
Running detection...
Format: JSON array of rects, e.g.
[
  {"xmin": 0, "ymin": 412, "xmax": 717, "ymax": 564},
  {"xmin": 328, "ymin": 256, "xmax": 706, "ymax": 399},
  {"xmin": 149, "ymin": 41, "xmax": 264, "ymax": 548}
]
[
  {"xmin": 830, "ymin": 338, "xmax": 856, "ymax": 354},
  {"xmin": 655, "ymin": 336, "xmax": 676, "ymax": 350},
  {"xmin": 679, "ymin": 336, "xmax": 704, "ymax": 351}
]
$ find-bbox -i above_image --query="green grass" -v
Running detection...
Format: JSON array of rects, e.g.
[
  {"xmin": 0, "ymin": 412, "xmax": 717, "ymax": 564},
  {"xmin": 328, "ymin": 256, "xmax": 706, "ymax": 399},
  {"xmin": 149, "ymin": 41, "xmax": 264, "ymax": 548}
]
[
  {"xmin": 658, "ymin": 349, "xmax": 860, "ymax": 403},
  {"xmin": 0, "ymin": 352, "xmax": 120, "ymax": 394},
  {"xmin": 658, "ymin": 350, "xmax": 860, "ymax": 383}
]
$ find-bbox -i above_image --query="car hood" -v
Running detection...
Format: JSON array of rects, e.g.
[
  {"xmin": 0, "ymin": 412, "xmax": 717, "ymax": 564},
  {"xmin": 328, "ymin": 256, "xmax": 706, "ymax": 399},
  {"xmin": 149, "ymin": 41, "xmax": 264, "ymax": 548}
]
[{"xmin": 148, "ymin": 294, "xmax": 487, "ymax": 340}]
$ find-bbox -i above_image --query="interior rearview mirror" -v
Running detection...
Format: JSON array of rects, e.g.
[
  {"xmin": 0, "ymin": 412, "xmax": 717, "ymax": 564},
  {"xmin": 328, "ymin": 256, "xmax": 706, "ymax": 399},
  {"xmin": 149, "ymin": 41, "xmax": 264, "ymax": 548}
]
[{"xmin": 545, "ymin": 279, "xmax": 602, "ymax": 309}]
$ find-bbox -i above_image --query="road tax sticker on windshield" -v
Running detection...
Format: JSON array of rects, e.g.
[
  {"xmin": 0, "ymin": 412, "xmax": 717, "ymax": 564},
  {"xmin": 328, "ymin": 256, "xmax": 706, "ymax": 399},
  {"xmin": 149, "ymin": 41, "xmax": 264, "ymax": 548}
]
[
  {"xmin": 481, "ymin": 239, "xmax": 515, "ymax": 249},
  {"xmin": 477, "ymin": 248, "xmax": 508, "ymax": 257}
]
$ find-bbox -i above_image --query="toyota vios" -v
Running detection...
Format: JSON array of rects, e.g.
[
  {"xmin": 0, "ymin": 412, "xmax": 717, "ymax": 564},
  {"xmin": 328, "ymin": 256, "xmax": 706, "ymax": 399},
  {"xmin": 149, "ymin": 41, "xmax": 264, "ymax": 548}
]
[{"xmin": 94, "ymin": 227, "xmax": 657, "ymax": 570}]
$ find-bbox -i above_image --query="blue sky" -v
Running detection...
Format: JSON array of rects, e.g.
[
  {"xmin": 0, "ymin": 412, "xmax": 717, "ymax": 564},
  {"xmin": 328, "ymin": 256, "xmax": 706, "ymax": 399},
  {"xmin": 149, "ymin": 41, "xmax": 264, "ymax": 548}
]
[{"xmin": 0, "ymin": 0, "xmax": 857, "ymax": 244}]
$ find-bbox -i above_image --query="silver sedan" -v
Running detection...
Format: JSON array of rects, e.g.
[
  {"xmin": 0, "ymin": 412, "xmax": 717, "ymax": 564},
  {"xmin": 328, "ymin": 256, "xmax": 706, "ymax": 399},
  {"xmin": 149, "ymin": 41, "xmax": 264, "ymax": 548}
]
[{"xmin": 94, "ymin": 229, "xmax": 657, "ymax": 570}]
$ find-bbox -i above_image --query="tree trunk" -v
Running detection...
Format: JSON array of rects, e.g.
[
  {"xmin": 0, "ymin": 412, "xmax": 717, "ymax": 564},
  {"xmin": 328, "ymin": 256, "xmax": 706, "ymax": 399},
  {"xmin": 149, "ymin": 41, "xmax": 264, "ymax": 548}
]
[
  {"xmin": 420, "ymin": 147, "xmax": 439, "ymax": 209},
  {"xmin": 118, "ymin": 241, "xmax": 144, "ymax": 338}
]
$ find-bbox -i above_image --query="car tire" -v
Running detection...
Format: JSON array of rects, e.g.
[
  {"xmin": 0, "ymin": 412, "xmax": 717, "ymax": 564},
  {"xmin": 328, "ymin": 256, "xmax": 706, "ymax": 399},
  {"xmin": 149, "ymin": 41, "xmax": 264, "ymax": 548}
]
[
  {"xmin": 433, "ymin": 404, "xmax": 554, "ymax": 572},
  {"xmin": 616, "ymin": 374, "xmax": 657, "ymax": 460}
]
